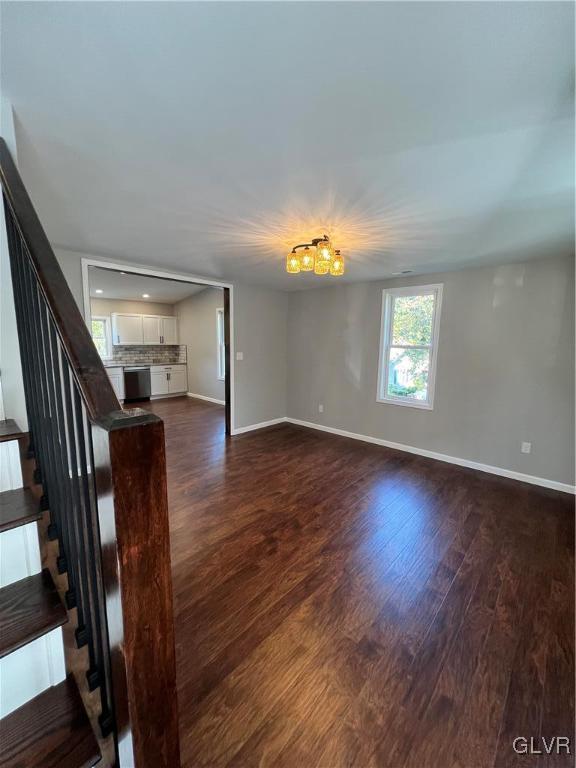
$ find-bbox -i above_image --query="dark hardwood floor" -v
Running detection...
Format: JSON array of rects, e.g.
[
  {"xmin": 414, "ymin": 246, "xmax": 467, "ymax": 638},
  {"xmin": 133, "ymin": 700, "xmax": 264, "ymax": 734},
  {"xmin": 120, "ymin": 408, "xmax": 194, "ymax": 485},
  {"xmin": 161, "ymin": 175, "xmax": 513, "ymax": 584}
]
[{"xmin": 142, "ymin": 396, "xmax": 575, "ymax": 768}]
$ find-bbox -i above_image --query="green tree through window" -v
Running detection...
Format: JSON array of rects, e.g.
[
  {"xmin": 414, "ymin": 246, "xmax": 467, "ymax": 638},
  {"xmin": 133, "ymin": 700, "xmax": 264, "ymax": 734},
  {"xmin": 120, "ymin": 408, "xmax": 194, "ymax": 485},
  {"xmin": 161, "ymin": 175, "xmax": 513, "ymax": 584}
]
[
  {"xmin": 379, "ymin": 286, "xmax": 443, "ymax": 408},
  {"xmin": 91, "ymin": 317, "xmax": 109, "ymax": 358}
]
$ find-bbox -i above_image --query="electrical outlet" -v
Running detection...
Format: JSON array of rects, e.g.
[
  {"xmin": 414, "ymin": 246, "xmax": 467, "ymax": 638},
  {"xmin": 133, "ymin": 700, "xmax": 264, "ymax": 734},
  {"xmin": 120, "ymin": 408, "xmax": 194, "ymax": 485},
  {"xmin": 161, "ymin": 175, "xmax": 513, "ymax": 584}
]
[
  {"xmin": 318, "ymin": 404, "xmax": 324, "ymax": 413},
  {"xmin": 236, "ymin": 351, "xmax": 244, "ymax": 361},
  {"xmin": 521, "ymin": 441, "xmax": 532, "ymax": 454}
]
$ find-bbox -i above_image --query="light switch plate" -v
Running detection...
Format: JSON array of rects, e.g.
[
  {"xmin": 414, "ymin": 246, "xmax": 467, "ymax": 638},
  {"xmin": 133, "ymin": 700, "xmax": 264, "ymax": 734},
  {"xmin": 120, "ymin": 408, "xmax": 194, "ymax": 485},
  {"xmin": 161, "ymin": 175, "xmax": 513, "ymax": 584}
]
[
  {"xmin": 521, "ymin": 441, "xmax": 532, "ymax": 454},
  {"xmin": 236, "ymin": 351, "xmax": 244, "ymax": 361}
]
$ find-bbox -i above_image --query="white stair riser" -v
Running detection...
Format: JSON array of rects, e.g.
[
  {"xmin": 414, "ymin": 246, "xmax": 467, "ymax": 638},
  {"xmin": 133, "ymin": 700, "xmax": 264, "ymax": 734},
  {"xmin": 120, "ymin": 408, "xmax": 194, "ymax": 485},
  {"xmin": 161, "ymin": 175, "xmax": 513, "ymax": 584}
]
[{"xmin": 0, "ymin": 439, "xmax": 66, "ymax": 717}]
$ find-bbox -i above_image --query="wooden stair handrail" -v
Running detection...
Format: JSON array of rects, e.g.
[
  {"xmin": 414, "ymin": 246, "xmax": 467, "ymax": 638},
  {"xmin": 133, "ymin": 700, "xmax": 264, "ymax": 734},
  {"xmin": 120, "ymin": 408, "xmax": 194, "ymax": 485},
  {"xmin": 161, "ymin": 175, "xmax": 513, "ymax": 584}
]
[{"xmin": 0, "ymin": 137, "xmax": 119, "ymax": 422}]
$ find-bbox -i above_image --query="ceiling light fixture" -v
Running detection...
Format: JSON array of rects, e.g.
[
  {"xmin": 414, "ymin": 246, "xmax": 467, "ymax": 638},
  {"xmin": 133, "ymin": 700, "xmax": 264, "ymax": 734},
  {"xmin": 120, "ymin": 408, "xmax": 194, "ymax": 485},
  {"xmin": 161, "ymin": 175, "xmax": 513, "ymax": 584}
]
[
  {"xmin": 142, "ymin": 293, "xmax": 150, "ymax": 298},
  {"xmin": 95, "ymin": 289, "xmax": 103, "ymax": 294},
  {"xmin": 286, "ymin": 235, "xmax": 345, "ymax": 277}
]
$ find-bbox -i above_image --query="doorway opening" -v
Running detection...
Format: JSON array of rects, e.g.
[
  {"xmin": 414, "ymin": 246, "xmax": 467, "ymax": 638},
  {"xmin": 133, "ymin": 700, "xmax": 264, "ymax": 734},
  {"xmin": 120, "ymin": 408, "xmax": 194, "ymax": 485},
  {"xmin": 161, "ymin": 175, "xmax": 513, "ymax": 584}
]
[{"xmin": 82, "ymin": 261, "xmax": 233, "ymax": 436}]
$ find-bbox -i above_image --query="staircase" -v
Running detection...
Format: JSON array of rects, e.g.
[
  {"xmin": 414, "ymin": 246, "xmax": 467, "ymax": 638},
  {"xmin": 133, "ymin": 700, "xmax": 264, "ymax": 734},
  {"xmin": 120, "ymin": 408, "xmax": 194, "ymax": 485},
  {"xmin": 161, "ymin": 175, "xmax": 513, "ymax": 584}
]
[
  {"xmin": 0, "ymin": 138, "xmax": 181, "ymax": 767},
  {"xmin": 0, "ymin": 417, "xmax": 99, "ymax": 766}
]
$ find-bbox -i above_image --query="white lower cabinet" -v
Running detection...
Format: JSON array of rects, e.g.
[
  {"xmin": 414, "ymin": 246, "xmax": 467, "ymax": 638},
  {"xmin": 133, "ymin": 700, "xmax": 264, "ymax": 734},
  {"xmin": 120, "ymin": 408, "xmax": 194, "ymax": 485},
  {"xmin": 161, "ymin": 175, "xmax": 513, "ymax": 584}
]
[
  {"xmin": 106, "ymin": 365, "xmax": 186, "ymax": 399},
  {"xmin": 105, "ymin": 367, "xmax": 125, "ymax": 400},
  {"xmin": 150, "ymin": 365, "xmax": 187, "ymax": 396},
  {"xmin": 151, "ymin": 371, "xmax": 169, "ymax": 396},
  {"xmin": 169, "ymin": 370, "xmax": 187, "ymax": 393}
]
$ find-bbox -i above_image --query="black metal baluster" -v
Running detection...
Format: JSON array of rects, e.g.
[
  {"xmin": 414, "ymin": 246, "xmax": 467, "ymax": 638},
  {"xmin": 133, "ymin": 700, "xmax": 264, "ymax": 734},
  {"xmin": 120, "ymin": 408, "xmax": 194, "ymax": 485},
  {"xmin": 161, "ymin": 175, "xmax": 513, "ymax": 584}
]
[
  {"xmin": 19, "ymin": 255, "xmax": 62, "ymax": 538},
  {"xmin": 62, "ymin": 368, "xmax": 100, "ymax": 688},
  {"xmin": 3, "ymin": 202, "xmax": 41, "ymax": 459},
  {"xmin": 18, "ymin": 254, "xmax": 51, "ymax": 489},
  {"xmin": 29, "ymin": 276, "xmax": 79, "ymax": 608},
  {"xmin": 46, "ymin": 320, "xmax": 92, "ymax": 646},
  {"xmin": 37, "ymin": 300, "xmax": 74, "ymax": 574},
  {"xmin": 72, "ymin": 386, "xmax": 105, "ymax": 696}
]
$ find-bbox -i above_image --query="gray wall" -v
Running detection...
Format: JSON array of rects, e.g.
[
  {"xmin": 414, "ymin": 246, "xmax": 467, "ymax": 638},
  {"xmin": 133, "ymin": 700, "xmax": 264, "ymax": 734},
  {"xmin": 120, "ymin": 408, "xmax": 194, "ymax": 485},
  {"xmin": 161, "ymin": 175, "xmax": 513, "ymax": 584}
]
[
  {"xmin": 0, "ymin": 99, "xmax": 27, "ymax": 429},
  {"xmin": 0, "ymin": 204, "xmax": 27, "ymax": 429},
  {"xmin": 233, "ymin": 283, "xmax": 287, "ymax": 428},
  {"xmin": 287, "ymin": 256, "xmax": 575, "ymax": 486},
  {"xmin": 54, "ymin": 249, "xmax": 288, "ymax": 430},
  {"xmin": 53, "ymin": 248, "xmax": 572, "ymax": 485},
  {"xmin": 175, "ymin": 288, "xmax": 225, "ymax": 402}
]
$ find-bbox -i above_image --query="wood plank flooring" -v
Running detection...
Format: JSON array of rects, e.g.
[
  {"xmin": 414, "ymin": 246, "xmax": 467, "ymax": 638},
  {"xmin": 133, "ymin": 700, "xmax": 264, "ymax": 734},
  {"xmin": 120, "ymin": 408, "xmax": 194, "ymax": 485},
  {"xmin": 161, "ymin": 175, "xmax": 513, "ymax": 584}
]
[{"xmin": 142, "ymin": 396, "xmax": 575, "ymax": 768}]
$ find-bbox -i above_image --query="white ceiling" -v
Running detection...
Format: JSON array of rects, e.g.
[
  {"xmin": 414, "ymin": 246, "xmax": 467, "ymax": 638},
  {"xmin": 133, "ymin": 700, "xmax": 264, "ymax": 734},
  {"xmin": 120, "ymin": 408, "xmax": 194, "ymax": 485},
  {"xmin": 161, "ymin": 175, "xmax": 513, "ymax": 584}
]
[
  {"xmin": 88, "ymin": 266, "xmax": 207, "ymax": 303},
  {"xmin": 2, "ymin": 2, "xmax": 574, "ymax": 290}
]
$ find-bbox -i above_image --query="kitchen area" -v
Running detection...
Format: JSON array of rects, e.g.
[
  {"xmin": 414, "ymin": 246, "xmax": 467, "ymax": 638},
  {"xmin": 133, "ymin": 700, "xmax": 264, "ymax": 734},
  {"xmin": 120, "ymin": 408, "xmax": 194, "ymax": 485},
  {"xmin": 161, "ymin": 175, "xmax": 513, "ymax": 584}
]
[
  {"xmin": 87, "ymin": 266, "xmax": 226, "ymax": 409},
  {"xmin": 104, "ymin": 309, "xmax": 188, "ymax": 402}
]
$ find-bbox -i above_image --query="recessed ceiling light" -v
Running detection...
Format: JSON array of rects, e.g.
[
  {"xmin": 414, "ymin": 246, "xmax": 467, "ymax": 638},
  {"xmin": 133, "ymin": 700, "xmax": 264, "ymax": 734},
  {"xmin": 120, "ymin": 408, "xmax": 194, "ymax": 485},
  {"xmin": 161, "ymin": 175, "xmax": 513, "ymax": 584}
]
[
  {"xmin": 120, "ymin": 271, "xmax": 126, "ymax": 275},
  {"xmin": 95, "ymin": 289, "xmax": 103, "ymax": 294},
  {"xmin": 142, "ymin": 294, "xmax": 150, "ymax": 298}
]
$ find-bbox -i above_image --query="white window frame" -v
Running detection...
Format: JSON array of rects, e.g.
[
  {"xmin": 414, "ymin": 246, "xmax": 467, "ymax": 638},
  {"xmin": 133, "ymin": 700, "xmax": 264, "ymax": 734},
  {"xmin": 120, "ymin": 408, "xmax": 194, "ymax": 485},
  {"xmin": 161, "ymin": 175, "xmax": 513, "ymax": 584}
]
[
  {"xmin": 90, "ymin": 315, "xmax": 113, "ymax": 360},
  {"xmin": 216, "ymin": 308, "xmax": 225, "ymax": 380},
  {"xmin": 377, "ymin": 284, "xmax": 443, "ymax": 410}
]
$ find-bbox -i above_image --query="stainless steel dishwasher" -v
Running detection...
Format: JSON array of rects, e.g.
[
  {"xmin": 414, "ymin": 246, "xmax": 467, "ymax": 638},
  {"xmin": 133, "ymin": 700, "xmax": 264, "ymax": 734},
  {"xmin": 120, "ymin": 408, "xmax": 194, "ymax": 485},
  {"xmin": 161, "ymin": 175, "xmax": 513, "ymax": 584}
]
[{"xmin": 123, "ymin": 367, "xmax": 151, "ymax": 402}]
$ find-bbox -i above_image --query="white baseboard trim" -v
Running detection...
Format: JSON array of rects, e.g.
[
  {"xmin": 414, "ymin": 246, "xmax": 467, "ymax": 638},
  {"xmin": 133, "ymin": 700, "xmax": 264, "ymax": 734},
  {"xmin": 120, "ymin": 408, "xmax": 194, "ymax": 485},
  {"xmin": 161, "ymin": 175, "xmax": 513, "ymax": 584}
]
[
  {"xmin": 187, "ymin": 392, "xmax": 225, "ymax": 406},
  {"xmin": 286, "ymin": 417, "xmax": 576, "ymax": 495},
  {"xmin": 231, "ymin": 417, "xmax": 287, "ymax": 435},
  {"xmin": 146, "ymin": 392, "xmax": 187, "ymax": 401}
]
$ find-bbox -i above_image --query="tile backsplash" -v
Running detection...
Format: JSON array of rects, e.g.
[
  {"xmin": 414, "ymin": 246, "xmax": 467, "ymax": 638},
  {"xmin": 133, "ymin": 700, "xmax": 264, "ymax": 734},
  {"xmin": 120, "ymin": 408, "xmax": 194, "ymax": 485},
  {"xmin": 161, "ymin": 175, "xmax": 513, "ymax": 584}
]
[{"xmin": 110, "ymin": 345, "xmax": 187, "ymax": 365}]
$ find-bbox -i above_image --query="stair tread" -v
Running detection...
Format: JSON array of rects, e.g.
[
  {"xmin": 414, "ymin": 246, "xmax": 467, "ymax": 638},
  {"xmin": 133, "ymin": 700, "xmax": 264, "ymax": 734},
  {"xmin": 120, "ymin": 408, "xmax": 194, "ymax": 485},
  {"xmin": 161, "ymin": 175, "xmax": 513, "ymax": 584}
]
[
  {"xmin": 0, "ymin": 419, "xmax": 26, "ymax": 444},
  {"xmin": 0, "ymin": 488, "xmax": 41, "ymax": 533},
  {"xmin": 0, "ymin": 675, "xmax": 100, "ymax": 768},
  {"xmin": 0, "ymin": 570, "xmax": 67, "ymax": 658}
]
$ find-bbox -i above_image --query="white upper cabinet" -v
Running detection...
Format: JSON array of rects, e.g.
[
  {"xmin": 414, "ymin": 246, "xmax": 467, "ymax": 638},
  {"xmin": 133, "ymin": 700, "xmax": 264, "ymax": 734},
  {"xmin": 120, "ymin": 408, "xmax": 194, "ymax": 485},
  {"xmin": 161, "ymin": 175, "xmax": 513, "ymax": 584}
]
[
  {"xmin": 111, "ymin": 314, "xmax": 144, "ymax": 345},
  {"xmin": 142, "ymin": 316, "xmax": 162, "ymax": 345},
  {"xmin": 160, "ymin": 317, "xmax": 178, "ymax": 345},
  {"xmin": 112, "ymin": 313, "xmax": 178, "ymax": 346},
  {"xmin": 142, "ymin": 315, "xmax": 178, "ymax": 345}
]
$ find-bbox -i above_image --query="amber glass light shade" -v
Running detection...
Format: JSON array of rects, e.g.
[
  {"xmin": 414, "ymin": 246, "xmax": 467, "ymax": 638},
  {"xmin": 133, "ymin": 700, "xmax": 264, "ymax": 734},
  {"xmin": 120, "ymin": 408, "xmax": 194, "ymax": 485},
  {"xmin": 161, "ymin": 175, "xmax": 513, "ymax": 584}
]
[
  {"xmin": 314, "ymin": 257, "xmax": 330, "ymax": 275},
  {"xmin": 300, "ymin": 247, "xmax": 314, "ymax": 271},
  {"xmin": 330, "ymin": 251, "xmax": 345, "ymax": 276},
  {"xmin": 316, "ymin": 240, "xmax": 334, "ymax": 264},
  {"xmin": 314, "ymin": 239, "xmax": 333, "ymax": 275},
  {"xmin": 286, "ymin": 251, "xmax": 301, "ymax": 274}
]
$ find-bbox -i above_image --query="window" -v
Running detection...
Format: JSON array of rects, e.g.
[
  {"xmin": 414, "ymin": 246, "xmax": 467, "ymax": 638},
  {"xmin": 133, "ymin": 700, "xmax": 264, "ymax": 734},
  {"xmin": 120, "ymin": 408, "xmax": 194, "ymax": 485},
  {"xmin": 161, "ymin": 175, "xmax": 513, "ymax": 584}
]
[
  {"xmin": 91, "ymin": 315, "xmax": 112, "ymax": 359},
  {"xmin": 377, "ymin": 284, "xmax": 443, "ymax": 409},
  {"xmin": 216, "ymin": 308, "xmax": 225, "ymax": 380}
]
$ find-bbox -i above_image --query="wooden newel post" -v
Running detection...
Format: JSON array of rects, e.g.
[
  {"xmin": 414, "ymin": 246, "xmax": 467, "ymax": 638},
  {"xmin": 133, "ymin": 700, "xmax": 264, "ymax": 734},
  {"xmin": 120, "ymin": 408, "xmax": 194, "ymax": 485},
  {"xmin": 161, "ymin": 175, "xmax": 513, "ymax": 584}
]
[{"xmin": 91, "ymin": 409, "xmax": 181, "ymax": 768}]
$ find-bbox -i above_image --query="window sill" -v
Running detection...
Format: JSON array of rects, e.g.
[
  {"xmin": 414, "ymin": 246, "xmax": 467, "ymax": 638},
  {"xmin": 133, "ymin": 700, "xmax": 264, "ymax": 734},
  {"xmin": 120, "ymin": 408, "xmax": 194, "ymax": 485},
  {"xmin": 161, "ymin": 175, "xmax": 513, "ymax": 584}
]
[
  {"xmin": 217, "ymin": 375, "xmax": 225, "ymax": 381},
  {"xmin": 377, "ymin": 396, "xmax": 433, "ymax": 411}
]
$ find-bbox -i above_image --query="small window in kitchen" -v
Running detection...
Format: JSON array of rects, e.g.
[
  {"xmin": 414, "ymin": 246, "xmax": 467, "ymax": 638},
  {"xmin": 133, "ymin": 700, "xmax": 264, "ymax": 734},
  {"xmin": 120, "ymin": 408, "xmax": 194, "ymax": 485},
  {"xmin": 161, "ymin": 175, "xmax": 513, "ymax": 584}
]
[{"xmin": 91, "ymin": 316, "xmax": 112, "ymax": 360}]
